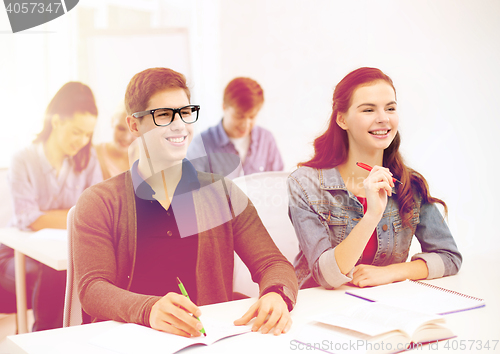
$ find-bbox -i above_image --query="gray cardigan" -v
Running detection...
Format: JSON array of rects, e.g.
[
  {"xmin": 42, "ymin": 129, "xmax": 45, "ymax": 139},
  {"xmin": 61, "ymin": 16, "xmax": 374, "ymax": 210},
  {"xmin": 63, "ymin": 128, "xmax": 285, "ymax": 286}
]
[{"xmin": 72, "ymin": 170, "xmax": 298, "ymax": 326}]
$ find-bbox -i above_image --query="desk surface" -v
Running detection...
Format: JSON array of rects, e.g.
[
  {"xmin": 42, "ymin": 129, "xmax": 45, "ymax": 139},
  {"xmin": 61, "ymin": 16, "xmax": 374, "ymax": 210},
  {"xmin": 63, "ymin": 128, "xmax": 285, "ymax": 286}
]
[
  {"xmin": 0, "ymin": 227, "xmax": 67, "ymax": 270},
  {"xmin": 6, "ymin": 250, "xmax": 500, "ymax": 354}
]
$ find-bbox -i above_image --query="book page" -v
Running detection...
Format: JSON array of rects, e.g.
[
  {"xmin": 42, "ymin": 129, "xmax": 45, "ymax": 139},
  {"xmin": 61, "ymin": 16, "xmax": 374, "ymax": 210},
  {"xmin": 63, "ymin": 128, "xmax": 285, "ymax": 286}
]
[
  {"xmin": 313, "ymin": 302, "xmax": 443, "ymax": 338},
  {"xmin": 295, "ymin": 321, "xmax": 447, "ymax": 354},
  {"xmin": 346, "ymin": 280, "xmax": 485, "ymax": 315},
  {"xmin": 88, "ymin": 318, "xmax": 251, "ymax": 354}
]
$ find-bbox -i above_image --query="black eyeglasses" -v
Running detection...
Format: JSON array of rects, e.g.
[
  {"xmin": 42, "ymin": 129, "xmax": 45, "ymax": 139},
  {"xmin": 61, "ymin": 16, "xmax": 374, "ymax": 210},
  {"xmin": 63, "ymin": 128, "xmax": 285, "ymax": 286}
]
[{"xmin": 132, "ymin": 105, "xmax": 200, "ymax": 127}]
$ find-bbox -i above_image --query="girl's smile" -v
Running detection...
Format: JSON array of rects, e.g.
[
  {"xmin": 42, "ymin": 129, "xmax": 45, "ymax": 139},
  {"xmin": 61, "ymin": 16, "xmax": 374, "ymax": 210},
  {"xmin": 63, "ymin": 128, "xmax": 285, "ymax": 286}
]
[{"xmin": 337, "ymin": 80, "xmax": 399, "ymax": 153}]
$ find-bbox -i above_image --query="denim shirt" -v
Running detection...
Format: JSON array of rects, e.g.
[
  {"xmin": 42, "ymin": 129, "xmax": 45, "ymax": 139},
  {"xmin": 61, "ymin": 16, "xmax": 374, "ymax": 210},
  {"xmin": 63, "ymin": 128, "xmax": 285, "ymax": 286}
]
[{"xmin": 287, "ymin": 166, "xmax": 462, "ymax": 289}]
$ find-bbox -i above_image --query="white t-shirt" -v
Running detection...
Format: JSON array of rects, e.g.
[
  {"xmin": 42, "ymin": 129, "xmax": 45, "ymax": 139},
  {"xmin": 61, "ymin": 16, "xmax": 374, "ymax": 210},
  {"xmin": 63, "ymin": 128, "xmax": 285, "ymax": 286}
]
[{"xmin": 229, "ymin": 135, "xmax": 251, "ymax": 164}]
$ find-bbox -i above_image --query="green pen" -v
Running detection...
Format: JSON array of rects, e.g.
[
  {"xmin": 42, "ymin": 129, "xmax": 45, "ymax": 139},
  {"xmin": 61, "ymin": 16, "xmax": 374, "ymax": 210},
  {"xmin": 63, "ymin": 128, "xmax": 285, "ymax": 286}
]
[{"xmin": 176, "ymin": 277, "xmax": 206, "ymax": 336}]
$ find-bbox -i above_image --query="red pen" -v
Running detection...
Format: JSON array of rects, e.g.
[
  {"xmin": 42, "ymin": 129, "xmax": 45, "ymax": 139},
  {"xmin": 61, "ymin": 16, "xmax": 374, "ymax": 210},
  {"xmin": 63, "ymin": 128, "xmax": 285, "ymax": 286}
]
[{"xmin": 356, "ymin": 162, "xmax": 403, "ymax": 185}]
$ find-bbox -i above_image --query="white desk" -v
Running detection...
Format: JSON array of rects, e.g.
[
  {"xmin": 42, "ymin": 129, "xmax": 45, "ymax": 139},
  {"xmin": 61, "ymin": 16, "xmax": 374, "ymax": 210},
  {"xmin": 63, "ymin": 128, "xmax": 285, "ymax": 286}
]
[
  {"xmin": 6, "ymin": 250, "xmax": 500, "ymax": 354},
  {"xmin": 0, "ymin": 227, "xmax": 67, "ymax": 334}
]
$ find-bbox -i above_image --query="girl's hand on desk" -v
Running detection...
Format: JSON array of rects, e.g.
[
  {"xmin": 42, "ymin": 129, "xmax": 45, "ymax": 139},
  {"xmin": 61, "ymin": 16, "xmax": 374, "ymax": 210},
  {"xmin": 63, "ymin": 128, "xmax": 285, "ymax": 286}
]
[
  {"xmin": 352, "ymin": 264, "xmax": 397, "ymax": 288},
  {"xmin": 149, "ymin": 292, "xmax": 204, "ymax": 338},
  {"xmin": 233, "ymin": 292, "xmax": 292, "ymax": 336},
  {"xmin": 352, "ymin": 260, "xmax": 429, "ymax": 288}
]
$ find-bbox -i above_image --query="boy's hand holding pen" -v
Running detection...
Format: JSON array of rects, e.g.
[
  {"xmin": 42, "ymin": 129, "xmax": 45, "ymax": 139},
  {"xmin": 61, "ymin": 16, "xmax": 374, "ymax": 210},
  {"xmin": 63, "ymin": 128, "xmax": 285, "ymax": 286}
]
[
  {"xmin": 148, "ymin": 279, "xmax": 206, "ymax": 338},
  {"xmin": 177, "ymin": 277, "xmax": 206, "ymax": 337}
]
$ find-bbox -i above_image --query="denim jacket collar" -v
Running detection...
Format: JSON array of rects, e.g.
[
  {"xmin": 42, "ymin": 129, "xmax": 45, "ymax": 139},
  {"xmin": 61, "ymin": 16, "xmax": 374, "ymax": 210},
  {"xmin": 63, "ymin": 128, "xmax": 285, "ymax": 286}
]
[{"xmin": 318, "ymin": 168, "xmax": 347, "ymax": 191}]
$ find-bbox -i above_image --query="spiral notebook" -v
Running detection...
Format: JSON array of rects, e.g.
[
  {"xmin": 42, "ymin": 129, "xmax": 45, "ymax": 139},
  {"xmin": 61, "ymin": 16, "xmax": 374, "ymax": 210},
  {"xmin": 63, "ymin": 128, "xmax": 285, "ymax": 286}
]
[{"xmin": 346, "ymin": 280, "xmax": 485, "ymax": 315}]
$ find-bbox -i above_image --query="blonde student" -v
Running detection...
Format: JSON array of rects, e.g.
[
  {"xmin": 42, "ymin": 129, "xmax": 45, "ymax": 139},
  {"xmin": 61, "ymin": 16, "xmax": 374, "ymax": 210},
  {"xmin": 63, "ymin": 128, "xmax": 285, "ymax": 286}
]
[
  {"xmin": 72, "ymin": 68, "xmax": 298, "ymax": 338},
  {"xmin": 95, "ymin": 104, "xmax": 136, "ymax": 180},
  {"xmin": 0, "ymin": 82, "xmax": 102, "ymax": 330},
  {"xmin": 287, "ymin": 67, "xmax": 461, "ymax": 290}
]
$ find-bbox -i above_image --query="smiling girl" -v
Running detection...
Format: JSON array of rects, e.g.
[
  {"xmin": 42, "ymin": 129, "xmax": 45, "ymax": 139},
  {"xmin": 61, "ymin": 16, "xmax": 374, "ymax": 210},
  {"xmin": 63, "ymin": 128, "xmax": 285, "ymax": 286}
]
[
  {"xmin": 0, "ymin": 82, "xmax": 102, "ymax": 330},
  {"xmin": 287, "ymin": 67, "xmax": 461, "ymax": 289}
]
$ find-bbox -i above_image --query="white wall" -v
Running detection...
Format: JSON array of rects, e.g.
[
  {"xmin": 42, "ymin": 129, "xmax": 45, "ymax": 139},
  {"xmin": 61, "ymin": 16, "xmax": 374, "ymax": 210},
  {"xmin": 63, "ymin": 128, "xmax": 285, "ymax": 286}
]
[
  {"xmin": 218, "ymin": 0, "xmax": 500, "ymax": 254},
  {"xmin": 0, "ymin": 8, "xmax": 79, "ymax": 167}
]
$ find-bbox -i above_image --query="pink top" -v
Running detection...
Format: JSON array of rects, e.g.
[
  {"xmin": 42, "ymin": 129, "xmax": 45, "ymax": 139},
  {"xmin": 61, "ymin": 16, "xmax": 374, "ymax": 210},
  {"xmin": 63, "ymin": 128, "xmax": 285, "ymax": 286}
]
[
  {"xmin": 356, "ymin": 196, "xmax": 378, "ymax": 264},
  {"xmin": 8, "ymin": 143, "xmax": 102, "ymax": 230}
]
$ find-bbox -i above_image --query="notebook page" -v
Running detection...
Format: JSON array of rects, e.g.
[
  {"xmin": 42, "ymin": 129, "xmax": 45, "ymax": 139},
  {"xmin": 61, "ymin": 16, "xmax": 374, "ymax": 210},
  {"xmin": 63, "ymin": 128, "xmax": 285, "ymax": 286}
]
[
  {"xmin": 346, "ymin": 280, "xmax": 485, "ymax": 315},
  {"xmin": 89, "ymin": 318, "xmax": 251, "ymax": 354}
]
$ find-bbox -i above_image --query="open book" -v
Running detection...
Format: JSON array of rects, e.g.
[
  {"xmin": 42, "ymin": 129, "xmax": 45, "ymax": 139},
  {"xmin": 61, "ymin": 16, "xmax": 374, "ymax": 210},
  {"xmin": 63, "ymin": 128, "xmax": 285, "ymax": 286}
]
[
  {"xmin": 294, "ymin": 302, "xmax": 454, "ymax": 354},
  {"xmin": 346, "ymin": 279, "xmax": 485, "ymax": 315},
  {"xmin": 89, "ymin": 318, "xmax": 251, "ymax": 354}
]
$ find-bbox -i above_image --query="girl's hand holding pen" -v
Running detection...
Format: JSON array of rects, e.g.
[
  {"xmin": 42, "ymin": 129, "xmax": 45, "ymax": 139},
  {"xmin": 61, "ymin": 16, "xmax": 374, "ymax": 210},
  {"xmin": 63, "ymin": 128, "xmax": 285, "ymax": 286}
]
[
  {"xmin": 149, "ymin": 292, "xmax": 204, "ymax": 338},
  {"xmin": 363, "ymin": 165, "xmax": 394, "ymax": 219},
  {"xmin": 356, "ymin": 162, "xmax": 402, "ymax": 185}
]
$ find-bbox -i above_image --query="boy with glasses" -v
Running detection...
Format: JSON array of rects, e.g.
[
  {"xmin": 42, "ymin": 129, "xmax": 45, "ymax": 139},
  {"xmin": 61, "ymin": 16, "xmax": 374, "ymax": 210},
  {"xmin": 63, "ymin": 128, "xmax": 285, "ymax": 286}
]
[{"xmin": 71, "ymin": 68, "xmax": 298, "ymax": 337}]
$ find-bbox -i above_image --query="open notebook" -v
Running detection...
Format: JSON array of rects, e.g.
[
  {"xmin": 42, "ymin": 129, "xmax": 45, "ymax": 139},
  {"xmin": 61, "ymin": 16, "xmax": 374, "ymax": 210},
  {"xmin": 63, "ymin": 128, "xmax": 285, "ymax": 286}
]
[
  {"xmin": 346, "ymin": 280, "xmax": 485, "ymax": 315},
  {"xmin": 89, "ymin": 318, "xmax": 251, "ymax": 354}
]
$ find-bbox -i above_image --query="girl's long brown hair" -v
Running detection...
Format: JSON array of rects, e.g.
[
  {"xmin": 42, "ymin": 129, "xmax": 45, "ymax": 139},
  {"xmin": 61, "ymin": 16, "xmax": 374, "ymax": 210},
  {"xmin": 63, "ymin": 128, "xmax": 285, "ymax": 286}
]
[
  {"xmin": 300, "ymin": 67, "xmax": 446, "ymax": 228},
  {"xmin": 34, "ymin": 82, "xmax": 98, "ymax": 173}
]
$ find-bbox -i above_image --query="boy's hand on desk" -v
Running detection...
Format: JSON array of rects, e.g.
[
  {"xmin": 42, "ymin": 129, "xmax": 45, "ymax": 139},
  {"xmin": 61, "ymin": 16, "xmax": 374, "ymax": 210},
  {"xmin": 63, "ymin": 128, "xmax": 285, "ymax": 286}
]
[
  {"xmin": 233, "ymin": 292, "xmax": 292, "ymax": 336},
  {"xmin": 149, "ymin": 292, "xmax": 204, "ymax": 338}
]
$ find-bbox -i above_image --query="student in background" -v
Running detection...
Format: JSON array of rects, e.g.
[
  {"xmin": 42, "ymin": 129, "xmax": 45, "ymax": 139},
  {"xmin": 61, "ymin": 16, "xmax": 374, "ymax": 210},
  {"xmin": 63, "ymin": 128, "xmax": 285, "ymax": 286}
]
[
  {"xmin": 287, "ymin": 67, "xmax": 462, "ymax": 290},
  {"xmin": 0, "ymin": 82, "xmax": 102, "ymax": 331},
  {"xmin": 95, "ymin": 105, "xmax": 136, "ymax": 180},
  {"xmin": 187, "ymin": 77, "xmax": 284, "ymax": 178},
  {"xmin": 72, "ymin": 68, "xmax": 297, "ymax": 338}
]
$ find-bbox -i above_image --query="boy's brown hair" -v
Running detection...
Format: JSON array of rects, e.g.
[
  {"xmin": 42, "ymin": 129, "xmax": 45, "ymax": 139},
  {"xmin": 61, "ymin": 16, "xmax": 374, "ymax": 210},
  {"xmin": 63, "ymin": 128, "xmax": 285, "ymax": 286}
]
[
  {"xmin": 223, "ymin": 77, "xmax": 264, "ymax": 112},
  {"xmin": 125, "ymin": 67, "xmax": 190, "ymax": 115}
]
